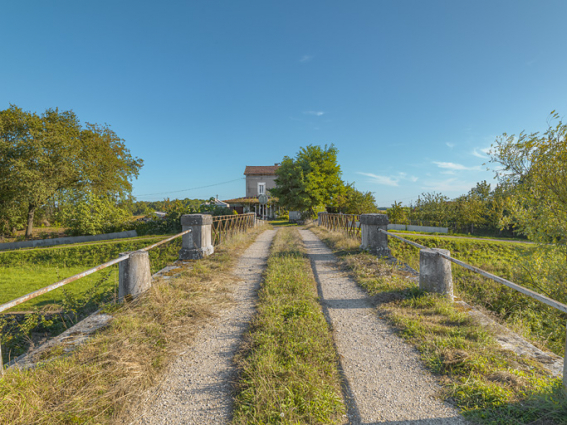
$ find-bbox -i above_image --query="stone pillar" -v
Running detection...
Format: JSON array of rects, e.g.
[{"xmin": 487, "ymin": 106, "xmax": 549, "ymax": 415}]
[
  {"xmin": 318, "ymin": 212, "xmax": 325, "ymax": 226},
  {"xmin": 360, "ymin": 214, "xmax": 391, "ymax": 257},
  {"xmin": 179, "ymin": 214, "xmax": 214, "ymax": 260},
  {"xmin": 119, "ymin": 251, "xmax": 151, "ymax": 301},
  {"xmin": 419, "ymin": 248, "xmax": 453, "ymax": 300}
]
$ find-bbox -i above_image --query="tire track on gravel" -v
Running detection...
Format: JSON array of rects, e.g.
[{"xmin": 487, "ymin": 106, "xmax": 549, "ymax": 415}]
[
  {"xmin": 300, "ymin": 229, "xmax": 468, "ymax": 425},
  {"xmin": 133, "ymin": 229, "xmax": 277, "ymax": 425}
]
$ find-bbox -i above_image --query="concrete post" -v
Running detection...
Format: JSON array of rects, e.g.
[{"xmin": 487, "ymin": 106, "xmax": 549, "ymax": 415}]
[
  {"xmin": 119, "ymin": 251, "xmax": 152, "ymax": 301},
  {"xmin": 179, "ymin": 214, "xmax": 214, "ymax": 260},
  {"xmin": 360, "ymin": 214, "xmax": 391, "ymax": 257},
  {"xmin": 419, "ymin": 248, "xmax": 453, "ymax": 300}
]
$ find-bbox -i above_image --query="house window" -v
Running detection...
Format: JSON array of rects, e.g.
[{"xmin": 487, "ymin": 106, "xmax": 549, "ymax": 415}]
[{"xmin": 258, "ymin": 183, "xmax": 265, "ymax": 195}]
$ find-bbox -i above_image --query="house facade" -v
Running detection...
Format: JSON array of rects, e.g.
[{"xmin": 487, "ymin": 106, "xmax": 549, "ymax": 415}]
[
  {"xmin": 244, "ymin": 165, "xmax": 279, "ymax": 197},
  {"xmin": 223, "ymin": 164, "xmax": 280, "ymax": 218}
]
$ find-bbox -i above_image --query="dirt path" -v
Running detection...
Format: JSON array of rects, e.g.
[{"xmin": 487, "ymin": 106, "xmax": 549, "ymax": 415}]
[
  {"xmin": 132, "ymin": 229, "xmax": 277, "ymax": 425},
  {"xmin": 300, "ymin": 229, "xmax": 468, "ymax": 424}
]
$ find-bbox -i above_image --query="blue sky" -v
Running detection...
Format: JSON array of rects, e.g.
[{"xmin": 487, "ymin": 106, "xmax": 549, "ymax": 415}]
[{"xmin": 2, "ymin": 1, "xmax": 567, "ymax": 206}]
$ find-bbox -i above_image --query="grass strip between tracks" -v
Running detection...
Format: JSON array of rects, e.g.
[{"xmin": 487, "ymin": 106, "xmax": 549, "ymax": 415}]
[
  {"xmin": 233, "ymin": 227, "xmax": 345, "ymax": 425},
  {"xmin": 308, "ymin": 224, "xmax": 567, "ymax": 425}
]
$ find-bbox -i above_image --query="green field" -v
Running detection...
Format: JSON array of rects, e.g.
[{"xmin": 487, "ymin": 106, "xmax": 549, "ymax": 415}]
[
  {"xmin": 388, "ymin": 234, "xmax": 567, "ymax": 356},
  {"xmin": 0, "ymin": 235, "xmax": 181, "ymax": 312}
]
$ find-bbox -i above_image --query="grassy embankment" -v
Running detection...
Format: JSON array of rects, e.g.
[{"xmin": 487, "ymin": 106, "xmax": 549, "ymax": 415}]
[
  {"xmin": 232, "ymin": 227, "xmax": 345, "ymax": 425},
  {"xmin": 308, "ymin": 224, "xmax": 567, "ymax": 425},
  {"xmin": 0, "ymin": 234, "xmax": 177, "ymax": 311},
  {"xmin": 387, "ymin": 234, "xmax": 566, "ymax": 357},
  {"xmin": 1, "ymin": 235, "xmax": 186, "ymax": 362},
  {"xmin": 0, "ymin": 225, "xmax": 266, "ymax": 424}
]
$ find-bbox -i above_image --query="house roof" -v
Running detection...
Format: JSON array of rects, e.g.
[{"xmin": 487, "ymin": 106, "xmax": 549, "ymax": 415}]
[
  {"xmin": 223, "ymin": 196, "xmax": 278, "ymax": 205},
  {"xmin": 244, "ymin": 165, "xmax": 280, "ymax": 176},
  {"xmin": 223, "ymin": 197, "xmax": 259, "ymax": 204}
]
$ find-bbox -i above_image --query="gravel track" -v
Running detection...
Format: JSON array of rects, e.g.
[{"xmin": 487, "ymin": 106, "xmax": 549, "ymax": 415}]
[
  {"xmin": 300, "ymin": 229, "xmax": 468, "ymax": 425},
  {"xmin": 133, "ymin": 229, "xmax": 277, "ymax": 425}
]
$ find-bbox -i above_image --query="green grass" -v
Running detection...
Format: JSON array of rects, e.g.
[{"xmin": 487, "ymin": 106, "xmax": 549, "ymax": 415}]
[
  {"xmin": 0, "ymin": 236, "xmax": 183, "ymax": 363},
  {"xmin": 232, "ymin": 227, "xmax": 345, "ymax": 425},
  {"xmin": 391, "ymin": 229, "xmax": 529, "ymax": 242},
  {"xmin": 269, "ymin": 219, "xmax": 298, "ymax": 227},
  {"xmin": 387, "ymin": 234, "xmax": 567, "ymax": 357},
  {"xmin": 309, "ymin": 224, "xmax": 567, "ymax": 424},
  {"xmin": 0, "ymin": 236, "xmax": 180, "ymax": 311}
]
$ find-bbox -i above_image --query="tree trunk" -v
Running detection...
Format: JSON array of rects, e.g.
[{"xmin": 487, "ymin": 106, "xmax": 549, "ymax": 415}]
[{"xmin": 25, "ymin": 204, "xmax": 35, "ymax": 239}]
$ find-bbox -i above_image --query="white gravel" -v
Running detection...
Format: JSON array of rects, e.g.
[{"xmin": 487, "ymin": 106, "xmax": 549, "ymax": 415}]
[
  {"xmin": 300, "ymin": 229, "xmax": 468, "ymax": 425},
  {"xmin": 132, "ymin": 229, "xmax": 277, "ymax": 425}
]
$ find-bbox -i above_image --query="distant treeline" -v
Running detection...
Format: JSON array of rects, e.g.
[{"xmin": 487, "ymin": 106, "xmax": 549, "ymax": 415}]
[{"xmin": 386, "ymin": 181, "xmax": 520, "ymax": 237}]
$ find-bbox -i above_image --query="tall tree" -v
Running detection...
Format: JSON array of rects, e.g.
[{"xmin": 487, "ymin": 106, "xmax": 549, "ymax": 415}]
[
  {"xmin": 271, "ymin": 144, "xmax": 344, "ymax": 217},
  {"xmin": 489, "ymin": 112, "xmax": 567, "ymax": 245},
  {"xmin": 0, "ymin": 105, "xmax": 143, "ymax": 237}
]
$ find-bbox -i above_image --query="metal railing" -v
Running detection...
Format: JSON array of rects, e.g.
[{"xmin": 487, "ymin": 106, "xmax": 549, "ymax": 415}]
[
  {"xmin": 0, "ymin": 228, "xmax": 192, "ymax": 374},
  {"xmin": 380, "ymin": 229, "xmax": 567, "ymax": 315},
  {"xmin": 212, "ymin": 213, "xmax": 255, "ymax": 246}
]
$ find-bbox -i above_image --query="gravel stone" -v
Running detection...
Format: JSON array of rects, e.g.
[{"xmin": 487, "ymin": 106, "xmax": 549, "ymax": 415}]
[
  {"xmin": 133, "ymin": 229, "xmax": 277, "ymax": 425},
  {"xmin": 300, "ymin": 229, "xmax": 468, "ymax": 424}
]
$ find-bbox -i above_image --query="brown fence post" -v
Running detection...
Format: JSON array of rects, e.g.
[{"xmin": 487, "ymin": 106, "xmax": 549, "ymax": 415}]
[
  {"xmin": 118, "ymin": 251, "xmax": 152, "ymax": 301},
  {"xmin": 360, "ymin": 214, "xmax": 391, "ymax": 257},
  {"xmin": 179, "ymin": 214, "xmax": 214, "ymax": 260},
  {"xmin": 419, "ymin": 248, "xmax": 453, "ymax": 301},
  {"xmin": 318, "ymin": 212, "xmax": 325, "ymax": 226}
]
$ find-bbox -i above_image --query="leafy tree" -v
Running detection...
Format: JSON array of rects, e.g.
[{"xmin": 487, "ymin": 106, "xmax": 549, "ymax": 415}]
[
  {"xmin": 387, "ymin": 201, "xmax": 410, "ymax": 224},
  {"xmin": 413, "ymin": 192, "xmax": 452, "ymax": 225},
  {"xmin": 271, "ymin": 144, "xmax": 344, "ymax": 218},
  {"xmin": 489, "ymin": 112, "xmax": 567, "ymax": 305},
  {"xmin": 489, "ymin": 112, "xmax": 567, "ymax": 245},
  {"xmin": 333, "ymin": 184, "xmax": 378, "ymax": 214},
  {"xmin": 58, "ymin": 190, "xmax": 131, "ymax": 235},
  {"xmin": 0, "ymin": 105, "xmax": 143, "ymax": 238}
]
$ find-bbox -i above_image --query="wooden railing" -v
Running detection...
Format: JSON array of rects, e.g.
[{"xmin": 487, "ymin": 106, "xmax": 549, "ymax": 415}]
[
  {"xmin": 319, "ymin": 213, "xmax": 361, "ymax": 239},
  {"xmin": 212, "ymin": 213, "xmax": 255, "ymax": 246}
]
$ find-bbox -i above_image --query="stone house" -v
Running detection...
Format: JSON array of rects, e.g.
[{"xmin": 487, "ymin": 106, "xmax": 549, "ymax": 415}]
[{"xmin": 223, "ymin": 164, "xmax": 280, "ymax": 218}]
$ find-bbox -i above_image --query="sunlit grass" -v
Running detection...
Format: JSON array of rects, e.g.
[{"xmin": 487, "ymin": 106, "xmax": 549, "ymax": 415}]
[{"xmin": 232, "ymin": 227, "xmax": 345, "ymax": 424}]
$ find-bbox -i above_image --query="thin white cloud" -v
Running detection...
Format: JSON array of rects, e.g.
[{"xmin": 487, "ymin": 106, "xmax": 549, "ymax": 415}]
[
  {"xmin": 303, "ymin": 111, "xmax": 325, "ymax": 116},
  {"xmin": 472, "ymin": 147, "xmax": 490, "ymax": 159},
  {"xmin": 433, "ymin": 161, "xmax": 481, "ymax": 171},
  {"xmin": 446, "ymin": 142, "xmax": 455, "ymax": 148},
  {"xmin": 421, "ymin": 178, "xmax": 476, "ymax": 193},
  {"xmin": 300, "ymin": 55, "xmax": 313, "ymax": 62},
  {"xmin": 358, "ymin": 172, "xmax": 418, "ymax": 187},
  {"xmin": 359, "ymin": 173, "xmax": 399, "ymax": 187}
]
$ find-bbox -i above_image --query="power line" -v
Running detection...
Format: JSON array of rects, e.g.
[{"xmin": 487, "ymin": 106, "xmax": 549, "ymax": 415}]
[{"xmin": 134, "ymin": 177, "xmax": 245, "ymax": 197}]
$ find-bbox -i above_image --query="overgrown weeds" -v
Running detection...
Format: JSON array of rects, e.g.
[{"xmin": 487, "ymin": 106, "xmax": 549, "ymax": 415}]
[
  {"xmin": 308, "ymin": 224, "xmax": 567, "ymax": 425},
  {"xmin": 232, "ymin": 227, "xmax": 345, "ymax": 424},
  {"xmin": 0, "ymin": 226, "xmax": 265, "ymax": 424}
]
